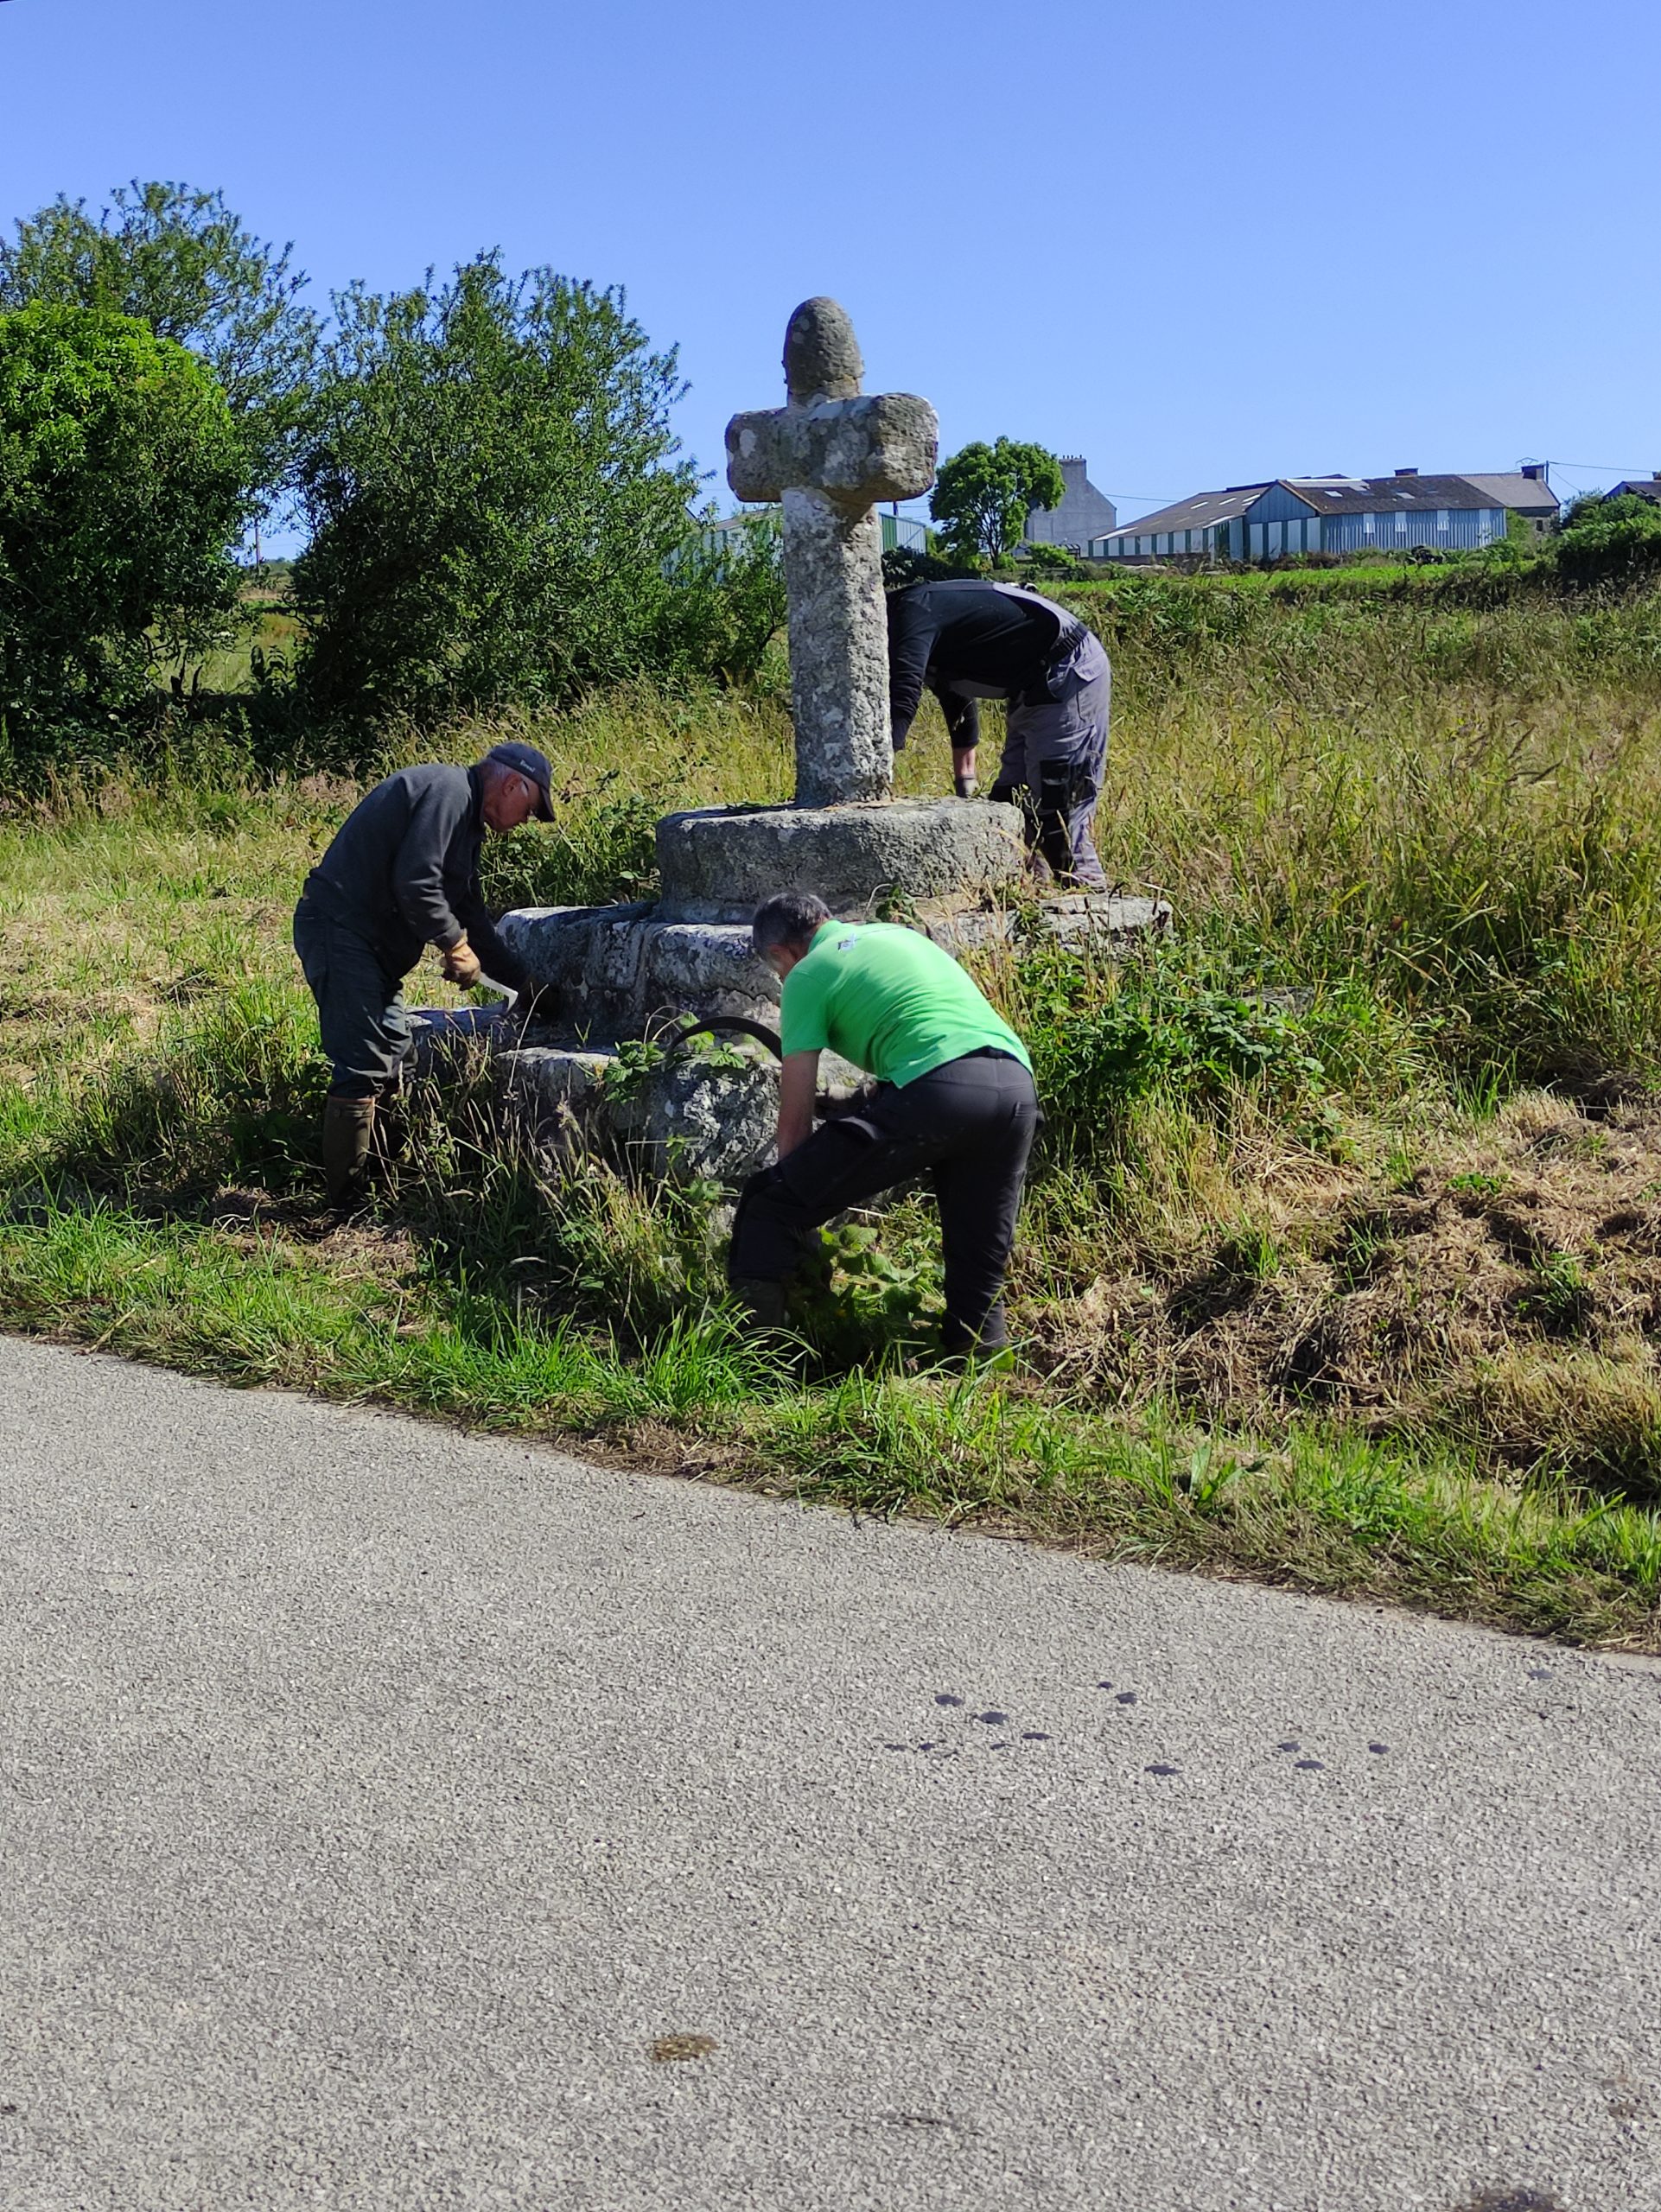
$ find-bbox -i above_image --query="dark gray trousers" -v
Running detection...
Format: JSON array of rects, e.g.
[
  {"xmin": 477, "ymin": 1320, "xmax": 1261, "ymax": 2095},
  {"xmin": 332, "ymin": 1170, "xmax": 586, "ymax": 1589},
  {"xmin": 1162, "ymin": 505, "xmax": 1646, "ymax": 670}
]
[
  {"xmin": 994, "ymin": 631, "xmax": 1111, "ymax": 887},
  {"xmin": 729, "ymin": 1051, "xmax": 1040, "ymax": 1350},
  {"xmin": 292, "ymin": 895, "xmax": 414, "ymax": 1100}
]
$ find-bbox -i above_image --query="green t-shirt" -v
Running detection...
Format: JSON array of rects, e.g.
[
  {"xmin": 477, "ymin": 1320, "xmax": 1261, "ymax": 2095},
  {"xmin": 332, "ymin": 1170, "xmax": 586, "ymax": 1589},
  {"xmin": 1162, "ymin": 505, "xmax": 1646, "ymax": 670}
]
[{"xmin": 779, "ymin": 920, "xmax": 1032, "ymax": 1090}]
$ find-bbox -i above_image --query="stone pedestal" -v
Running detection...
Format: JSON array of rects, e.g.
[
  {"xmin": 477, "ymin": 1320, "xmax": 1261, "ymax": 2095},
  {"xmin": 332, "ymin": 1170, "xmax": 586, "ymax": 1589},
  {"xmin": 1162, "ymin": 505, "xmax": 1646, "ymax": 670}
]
[{"xmin": 655, "ymin": 796, "xmax": 1027, "ymax": 922}]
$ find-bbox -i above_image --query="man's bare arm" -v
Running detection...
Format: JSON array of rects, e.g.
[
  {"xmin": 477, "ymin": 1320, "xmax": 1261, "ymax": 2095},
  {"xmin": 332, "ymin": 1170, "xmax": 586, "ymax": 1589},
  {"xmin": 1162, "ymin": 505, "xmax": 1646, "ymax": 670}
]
[{"xmin": 775, "ymin": 1050, "xmax": 821, "ymax": 1159}]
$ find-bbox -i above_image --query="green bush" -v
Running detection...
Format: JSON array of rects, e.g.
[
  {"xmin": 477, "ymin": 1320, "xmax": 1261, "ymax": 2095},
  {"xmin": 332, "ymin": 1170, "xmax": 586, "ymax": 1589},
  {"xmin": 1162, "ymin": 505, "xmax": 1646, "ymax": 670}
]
[
  {"xmin": 1553, "ymin": 495, "xmax": 1661, "ymax": 590},
  {"xmin": 0, "ymin": 180, "xmax": 320, "ymax": 519},
  {"xmin": 0, "ymin": 302, "xmax": 249, "ymax": 772},
  {"xmin": 1018, "ymin": 940, "xmax": 1328, "ymax": 1144},
  {"xmin": 290, "ymin": 255, "xmax": 706, "ymax": 729}
]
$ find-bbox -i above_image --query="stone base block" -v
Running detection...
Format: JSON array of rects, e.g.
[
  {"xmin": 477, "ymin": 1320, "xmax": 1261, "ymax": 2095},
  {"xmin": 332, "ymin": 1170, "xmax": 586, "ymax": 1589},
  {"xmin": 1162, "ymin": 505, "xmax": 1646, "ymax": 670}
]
[
  {"xmin": 498, "ymin": 904, "xmax": 779, "ymax": 1043},
  {"xmin": 654, "ymin": 797, "xmax": 1026, "ymax": 923},
  {"xmin": 931, "ymin": 891, "xmax": 1174, "ymax": 955},
  {"xmin": 497, "ymin": 1039, "xmax": 779, "ymax": 1188}
]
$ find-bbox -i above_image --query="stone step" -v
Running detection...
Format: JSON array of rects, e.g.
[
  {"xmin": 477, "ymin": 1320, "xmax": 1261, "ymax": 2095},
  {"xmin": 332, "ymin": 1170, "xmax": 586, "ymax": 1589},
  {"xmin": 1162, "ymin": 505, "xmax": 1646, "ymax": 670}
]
[{"xmin": 495, "ymin": 1038, "xmax": 779, "ymax": 1188}]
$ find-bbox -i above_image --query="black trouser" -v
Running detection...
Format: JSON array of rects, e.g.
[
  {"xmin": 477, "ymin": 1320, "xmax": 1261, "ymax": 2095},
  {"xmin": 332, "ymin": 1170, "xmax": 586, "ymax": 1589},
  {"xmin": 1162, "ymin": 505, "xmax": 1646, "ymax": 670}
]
[{"xmin": 729, "ymin": 1050, "xmax": 1040, "ymax": 1351}]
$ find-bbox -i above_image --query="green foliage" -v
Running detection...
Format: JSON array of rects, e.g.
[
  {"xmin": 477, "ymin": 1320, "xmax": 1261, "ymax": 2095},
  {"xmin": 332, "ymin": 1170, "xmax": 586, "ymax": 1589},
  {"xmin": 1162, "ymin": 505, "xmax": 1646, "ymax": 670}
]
[
  {"xmin": 290, "ymin": 254, "xmax": 703, "ymax": 728},
  {"xmin": 0, "ymin": 302, "xmax": 249, "ymax": 771},
  {"xmin": 1519, "ymin": 1250, "xmax": 1594, "ymax": 1337},
  {"xmin": 0, "ymin": 181, "xmax": 320, "ymax": 515},
  {"xmin": 881, "ymin": 543, "xmax": 974, "ymax": 589},
  {"xmin": 481, "ymin": 773, "xmax": 662, "ymax": 909},
  {"xmin": 653, "ymin": 515, "xmax": 786, "ymax": 689},
  {"xmin": 788, "ymin": 1211, "xmax": 944, "ymax": 1363},
  {"xmin": 1018, "ymin": 541, "xmax": 1089, "ymax": 580},
  {"xmin": 1018, "ymin": 940, "xmax": 1329, "ymax": 1141},
  {"xmin": 1553, "ymin": 494, "xmax": 1661, "ymax": 589},
  {"xmin": 930, "ymin": 437, "xmax": 1066, "ymax": 564}
]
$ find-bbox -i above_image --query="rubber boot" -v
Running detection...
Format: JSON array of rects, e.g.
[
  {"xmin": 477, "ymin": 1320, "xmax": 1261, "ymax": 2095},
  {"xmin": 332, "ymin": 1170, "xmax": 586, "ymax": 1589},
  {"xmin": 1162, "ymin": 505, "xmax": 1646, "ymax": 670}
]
[{"xmin": 321, "ymin": 1094, "xmax": 377, "ymax": 1211}]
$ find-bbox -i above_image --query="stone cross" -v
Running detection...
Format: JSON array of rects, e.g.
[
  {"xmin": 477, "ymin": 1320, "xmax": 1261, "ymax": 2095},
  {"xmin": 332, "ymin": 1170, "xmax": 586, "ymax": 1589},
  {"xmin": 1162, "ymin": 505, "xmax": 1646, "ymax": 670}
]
[{"xmin": 726, "ymin": 299, "xmax": 937, "ymax": 809}]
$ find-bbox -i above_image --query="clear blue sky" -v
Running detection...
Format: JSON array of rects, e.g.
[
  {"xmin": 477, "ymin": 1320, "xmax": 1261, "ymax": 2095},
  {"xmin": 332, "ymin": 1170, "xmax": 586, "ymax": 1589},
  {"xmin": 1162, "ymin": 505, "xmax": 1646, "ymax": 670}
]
[{"xmin": 3, "ymin": 0, "xmax": 1657, "ymax": 530}]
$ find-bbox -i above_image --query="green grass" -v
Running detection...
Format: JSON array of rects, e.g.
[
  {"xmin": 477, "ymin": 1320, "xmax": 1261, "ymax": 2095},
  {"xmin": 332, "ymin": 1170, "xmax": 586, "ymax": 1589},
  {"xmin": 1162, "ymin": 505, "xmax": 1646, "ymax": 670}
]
[
  {"xmin": 7, "ymin": 567, "xmax": 1661, "ymax": 1649},
  {"xmin": 4, "ymin": 1189, "xmax": 1655, "ymax": 1649}
]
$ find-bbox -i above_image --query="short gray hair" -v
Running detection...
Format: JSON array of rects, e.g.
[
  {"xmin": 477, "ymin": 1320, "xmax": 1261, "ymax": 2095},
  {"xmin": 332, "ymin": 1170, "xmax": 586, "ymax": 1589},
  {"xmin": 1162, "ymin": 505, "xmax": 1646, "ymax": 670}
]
[{"xmin": 752, "ymin": 891, "xmax": 830, "ymax": 958}]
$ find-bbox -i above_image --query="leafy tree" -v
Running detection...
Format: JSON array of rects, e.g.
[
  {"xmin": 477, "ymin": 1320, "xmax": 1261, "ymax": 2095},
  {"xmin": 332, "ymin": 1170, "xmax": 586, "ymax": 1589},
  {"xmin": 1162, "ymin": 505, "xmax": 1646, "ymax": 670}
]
[
  {"xmin": 654, "ymin": 514, "xmax": 786, "ymax": 690},
  {"xmin": 290, "ymin": 254, "xmax": 706, "ymax": 726},
  {"xmin": 1552, "ymin": 493, "xmax": 1661, "ymax": 588},
  {"xmin": 0, "ymin": 303, "xmax": 250, "ymax": 767},
  {"xmin": 0, "ymin": 181, "xmax": 320, "ymax": 513},
  {"xmin": 929, "ymin": 438, "xmax": 1066, "ymax": 565}
]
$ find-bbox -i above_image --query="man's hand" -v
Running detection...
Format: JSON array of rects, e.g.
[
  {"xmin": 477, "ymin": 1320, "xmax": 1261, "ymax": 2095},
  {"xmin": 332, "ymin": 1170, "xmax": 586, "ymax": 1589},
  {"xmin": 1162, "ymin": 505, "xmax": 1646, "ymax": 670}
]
[{"xmin": 442, "ymin": 936, "xmax": 483, "ymax": 988}]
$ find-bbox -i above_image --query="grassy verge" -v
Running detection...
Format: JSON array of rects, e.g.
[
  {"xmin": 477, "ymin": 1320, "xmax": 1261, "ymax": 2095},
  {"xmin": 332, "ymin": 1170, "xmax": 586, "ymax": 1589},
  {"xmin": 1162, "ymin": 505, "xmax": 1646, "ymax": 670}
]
[
  {"xmin": 6, "ymin": 569, "xmax": 1661, "ymax": 1650},
  {"xmin": 4, "ymin": 1192, "xmax": 1656, "ymax": 1649}
]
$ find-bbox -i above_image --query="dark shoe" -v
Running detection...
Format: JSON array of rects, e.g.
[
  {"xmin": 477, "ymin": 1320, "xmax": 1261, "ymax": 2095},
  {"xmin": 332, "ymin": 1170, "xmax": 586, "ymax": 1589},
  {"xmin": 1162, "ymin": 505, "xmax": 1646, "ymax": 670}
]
[
  {"xmin": 321, "ymin": 1094, "xmax": 377, "ymax": 1210},
  {"xmin": 939, "ymin": 1305, "xmax": 1015, "ymax": 1374},
  {"xmin": 729, "ymin": 1274, "xmax": 788, "ymax": 1330}
]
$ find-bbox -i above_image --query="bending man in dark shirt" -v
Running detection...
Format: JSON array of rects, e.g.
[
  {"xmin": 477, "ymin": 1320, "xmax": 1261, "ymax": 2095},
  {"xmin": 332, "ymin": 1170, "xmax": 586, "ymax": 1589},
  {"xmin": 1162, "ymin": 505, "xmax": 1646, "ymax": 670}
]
[
  {"xmin": 292, "ymin": 741, "xmax": 554, "ymax": 1207},
  {"xmin": 887, "ymin": 579, "xmax": 1111, "ymax": 887}
]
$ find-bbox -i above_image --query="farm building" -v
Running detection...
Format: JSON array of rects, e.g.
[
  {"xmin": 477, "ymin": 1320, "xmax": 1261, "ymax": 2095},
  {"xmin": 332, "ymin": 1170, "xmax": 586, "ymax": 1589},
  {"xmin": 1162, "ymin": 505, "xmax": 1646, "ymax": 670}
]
[
  {"xmin": 1604, "ymin": 473, "xmax": 1661, "ymax": 506},
  {"xmin": 1093, "ymin": 465, "xmax": 1558, "ymax": 563},
  {"xmin": 1021, "ymin": 457, "xmax": 1117, "ymax": 553}
]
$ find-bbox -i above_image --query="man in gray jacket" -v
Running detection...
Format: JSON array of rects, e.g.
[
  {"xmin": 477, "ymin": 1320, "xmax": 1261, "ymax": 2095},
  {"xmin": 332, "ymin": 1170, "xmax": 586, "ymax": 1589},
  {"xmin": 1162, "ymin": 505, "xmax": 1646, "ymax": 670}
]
[{"xmin": 292, "ymin": 741, "xmax": 553, "ymax": 1206}]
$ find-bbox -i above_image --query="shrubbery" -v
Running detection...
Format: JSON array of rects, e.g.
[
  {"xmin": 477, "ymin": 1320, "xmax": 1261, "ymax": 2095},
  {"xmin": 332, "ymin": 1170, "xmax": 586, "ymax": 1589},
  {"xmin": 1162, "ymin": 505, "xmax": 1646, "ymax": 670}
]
[{"xmin": 0, "ymin": 302, "xmax": 249, "ymax": 771}]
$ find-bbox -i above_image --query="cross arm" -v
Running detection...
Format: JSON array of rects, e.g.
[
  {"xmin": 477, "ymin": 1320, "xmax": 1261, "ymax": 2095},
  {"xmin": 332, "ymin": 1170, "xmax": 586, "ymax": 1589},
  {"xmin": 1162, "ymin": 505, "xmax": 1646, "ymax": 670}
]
[{"xmin": 726, "ymin": 393, "xmax": 938, "ymax": 508}]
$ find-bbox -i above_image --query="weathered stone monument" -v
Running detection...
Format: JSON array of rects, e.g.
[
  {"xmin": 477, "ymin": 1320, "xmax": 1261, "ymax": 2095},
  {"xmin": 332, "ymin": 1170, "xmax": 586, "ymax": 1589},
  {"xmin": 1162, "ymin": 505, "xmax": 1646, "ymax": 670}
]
[
  {"xmin": 728, "ymin": 296, "xmax": 933, "ymax": 806},
  {"xmin": 656, "ymin": 295, "xmax": 1028, "ymax": 925},
  {"xmin": 470, "ymin": 298, "xmax": 1166, "ymax": 1180}
]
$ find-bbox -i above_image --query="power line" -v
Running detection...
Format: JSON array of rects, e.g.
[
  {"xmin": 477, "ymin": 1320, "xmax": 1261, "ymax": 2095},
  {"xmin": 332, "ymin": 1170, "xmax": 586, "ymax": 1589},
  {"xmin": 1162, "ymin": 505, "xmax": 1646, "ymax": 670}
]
[{"xmin": 1533, "ymin": 459, "xmax": 1657, "ymax": 476}]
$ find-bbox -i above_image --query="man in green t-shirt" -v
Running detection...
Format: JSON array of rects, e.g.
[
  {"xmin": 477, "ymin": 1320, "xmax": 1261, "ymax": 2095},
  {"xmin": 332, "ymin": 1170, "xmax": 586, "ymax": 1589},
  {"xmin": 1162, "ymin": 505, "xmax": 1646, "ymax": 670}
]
[{"xmin": 729, "ymin": 891, "xmax": 1040, "ymax": 1357}]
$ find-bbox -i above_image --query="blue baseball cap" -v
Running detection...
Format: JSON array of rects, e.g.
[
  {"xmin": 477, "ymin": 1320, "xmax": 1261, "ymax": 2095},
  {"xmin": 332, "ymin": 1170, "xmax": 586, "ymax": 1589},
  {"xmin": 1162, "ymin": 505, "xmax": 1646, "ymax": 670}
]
[{"xmin": 483, "ymin": 740, "xmax": 554, "ymax": 820}]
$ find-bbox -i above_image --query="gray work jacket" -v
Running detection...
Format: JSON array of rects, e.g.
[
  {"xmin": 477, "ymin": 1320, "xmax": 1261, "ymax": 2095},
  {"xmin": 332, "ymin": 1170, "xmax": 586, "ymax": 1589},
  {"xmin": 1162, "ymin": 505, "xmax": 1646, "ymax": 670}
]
[{"xmin": 299, "ymin": 763, "xmax": 527, "ymax": 990}]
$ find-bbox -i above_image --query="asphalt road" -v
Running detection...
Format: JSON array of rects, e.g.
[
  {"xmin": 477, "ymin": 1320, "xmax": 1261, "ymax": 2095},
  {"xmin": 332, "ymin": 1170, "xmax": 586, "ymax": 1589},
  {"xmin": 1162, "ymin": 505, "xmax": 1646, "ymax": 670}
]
[{"xmin": 1, "ymin": 1334, "xmax": 1658, "ymax": 2212}]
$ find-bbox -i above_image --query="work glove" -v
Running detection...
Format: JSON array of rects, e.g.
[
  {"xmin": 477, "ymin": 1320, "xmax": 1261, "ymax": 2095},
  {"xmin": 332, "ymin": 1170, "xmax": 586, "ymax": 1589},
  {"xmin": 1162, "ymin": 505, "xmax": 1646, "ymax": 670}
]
[
  {"xmin": 442, "ymin": 936, "xmax": 483, "ymax": 988},
  {"xmin": 953, "ymin": 772, "xmax": 979, "ymax": 799}
]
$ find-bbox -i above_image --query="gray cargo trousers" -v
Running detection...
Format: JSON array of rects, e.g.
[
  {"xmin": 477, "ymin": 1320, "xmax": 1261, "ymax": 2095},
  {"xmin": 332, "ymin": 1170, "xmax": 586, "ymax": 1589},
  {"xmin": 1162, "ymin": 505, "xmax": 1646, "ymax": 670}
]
[
  {"xmin": 292, "ymin": 892, "xmax": 415, "ymax": 1101},
  {"xmin": 729, "ymin": 1049, "xmax": 1040, "ymax": 1352},
  {"xmin": 991, "ymin": 630, "xmax": 1111, "ymax": 888}
]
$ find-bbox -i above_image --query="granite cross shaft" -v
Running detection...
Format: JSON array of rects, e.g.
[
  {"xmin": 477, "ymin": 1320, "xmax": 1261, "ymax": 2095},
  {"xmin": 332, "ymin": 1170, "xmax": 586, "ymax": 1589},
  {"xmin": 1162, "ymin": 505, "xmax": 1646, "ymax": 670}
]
[{"xmin": 726, "ymin": 298, "xmax": 938, "ymax": 810}]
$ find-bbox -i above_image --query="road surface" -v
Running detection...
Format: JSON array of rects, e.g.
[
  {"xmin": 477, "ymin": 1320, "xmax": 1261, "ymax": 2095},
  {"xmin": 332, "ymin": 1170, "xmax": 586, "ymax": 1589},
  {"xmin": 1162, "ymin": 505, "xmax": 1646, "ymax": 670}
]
[{"xmin": 1, "ymin": 1334, "xmax": 1658, "ymax": 2210}]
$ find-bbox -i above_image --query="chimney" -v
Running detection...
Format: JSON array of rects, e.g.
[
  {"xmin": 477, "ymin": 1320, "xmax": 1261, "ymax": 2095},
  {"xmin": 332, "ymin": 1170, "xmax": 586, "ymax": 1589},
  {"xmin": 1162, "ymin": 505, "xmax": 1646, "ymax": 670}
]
[{"xmin": 1394, "ymin": 465, "xmax": 1419, "ymax": 476}]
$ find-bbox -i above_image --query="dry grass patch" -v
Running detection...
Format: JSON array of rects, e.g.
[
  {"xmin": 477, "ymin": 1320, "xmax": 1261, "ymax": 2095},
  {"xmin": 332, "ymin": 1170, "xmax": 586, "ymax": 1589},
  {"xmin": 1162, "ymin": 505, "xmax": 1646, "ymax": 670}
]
[{"xmin": 1034, "ymin": 1089, "xmax": 1661, "ymax": 1493}]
